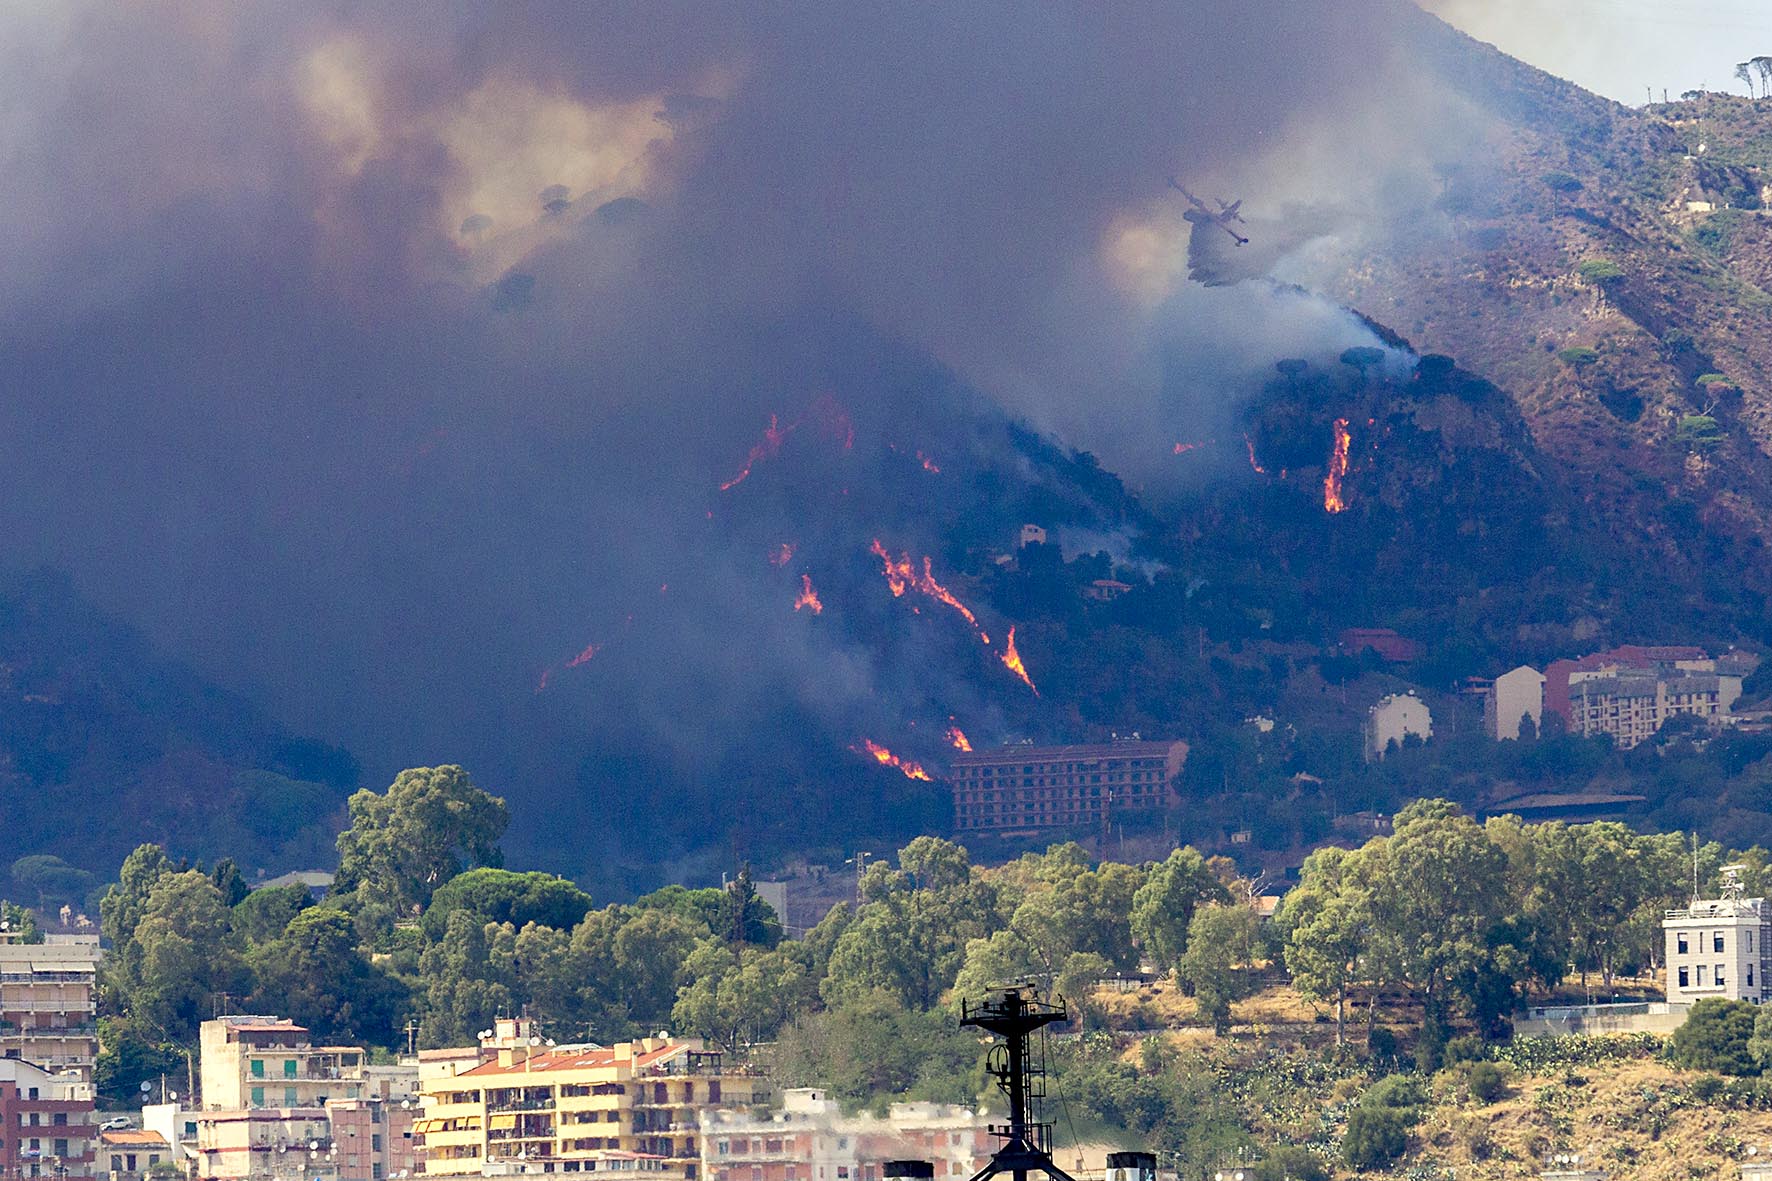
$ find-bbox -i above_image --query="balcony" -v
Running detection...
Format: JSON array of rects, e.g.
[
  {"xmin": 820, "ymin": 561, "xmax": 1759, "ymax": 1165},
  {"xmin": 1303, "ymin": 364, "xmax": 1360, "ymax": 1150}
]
[{"xmin": 488, "ymin": 1100, "xmax": 555, "ymax": 1113}]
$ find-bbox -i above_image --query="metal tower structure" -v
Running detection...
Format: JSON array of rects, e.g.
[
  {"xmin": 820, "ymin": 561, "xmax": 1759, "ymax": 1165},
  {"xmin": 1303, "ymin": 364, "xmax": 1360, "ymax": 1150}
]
[{"xmin": 959, "ymin": 985, "xmax": 1076, "ymax": 1181}]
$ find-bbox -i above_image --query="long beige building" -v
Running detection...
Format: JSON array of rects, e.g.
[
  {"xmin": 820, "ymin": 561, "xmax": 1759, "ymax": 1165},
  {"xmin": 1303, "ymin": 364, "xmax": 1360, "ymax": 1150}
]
[
  {"xmin": 948, "ymin": 740, "xmax": 1187, "ymax": 833},
  {"xmin": 419, "ymin": 1032, "xmax": 766, "ymax": 1179},
  {"xmin": 0, "ymin": 934, "xmax": 100, "ymax": 1080},
  {"xmin": 200, "ymin": 1018, "xmax": 367, "ymax": 1111}
]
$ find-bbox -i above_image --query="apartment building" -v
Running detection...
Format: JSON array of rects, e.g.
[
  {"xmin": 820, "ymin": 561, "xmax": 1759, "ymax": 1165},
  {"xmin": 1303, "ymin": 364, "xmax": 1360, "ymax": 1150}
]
[
  {"xmin": 327, "ymin": 1064, "xmax": 421, "ymax": 1181},
  {"xmin": 192, "ymin": 1108, "xmax": 335, "ymax": 1181},
  {"xmin": 1569, "ymin": 672, "xmax": 1737, "ymax": 749},
  {"xmin": 1665, "ymin": 867, "xmax": 1772, "ymax": 1005},
  {"xmin": 1483, "ymin": 665, "xmax": 1546, "ymax": 741},
  {"xmin": 0, "ymin": 934, "xmax": 100, "ymax": 1080},
  {"xmin": 948, "ymin": 740, "xmax": 1187, "ymax": 833},
  {"xmin": 200, "ymin": 1019, "xmax": 366, "ymax": 1110},
  {"xmin": 418, "ymin": 1033, "xmax": 766, "ymax": 1179},
  {"xmin": 0, "ymin": 1057, "xmax": 97, "ymax": 1181},
  {"xmin": 702, "ymin": 1089, "xmax": 992, "ymax": 1181}
]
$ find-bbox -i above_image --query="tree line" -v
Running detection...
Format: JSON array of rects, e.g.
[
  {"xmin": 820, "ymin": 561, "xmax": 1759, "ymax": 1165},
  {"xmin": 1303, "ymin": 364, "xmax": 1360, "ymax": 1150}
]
[{"xmin": 90, "ymin": 767, "xmax": 1768, "ymax": 1109}]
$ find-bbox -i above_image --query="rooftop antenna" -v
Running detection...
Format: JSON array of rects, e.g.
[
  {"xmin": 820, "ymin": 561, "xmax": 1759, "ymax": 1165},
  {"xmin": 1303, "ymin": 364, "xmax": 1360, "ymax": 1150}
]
[
  {"xmin": 959, "ymin": 984, "xmax": 1075, "ymax": 1181},
  {"xmin": 1693, "ymin": 832, "xmax": 1701, "ymax": 904}
]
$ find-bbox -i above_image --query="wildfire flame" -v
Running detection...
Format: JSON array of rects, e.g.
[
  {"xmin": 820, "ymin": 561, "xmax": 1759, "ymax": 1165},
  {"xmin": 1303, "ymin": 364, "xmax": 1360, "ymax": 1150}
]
[
  {"xmin": 854, "ymin": 739, "xmax": 932, "ymax": 781},
  {"xmin": 768, "ymin": 543, "xmax": 796, "ymax": 567},
  {"xmin": 868, "ymin": 540, "xmax": 989, "ymax": 643},
  {"xmin": 1244, "ymin": 433, "xmax": 1268, "ymax": 475},
  {"xmin": 946, "ymin": 725, "xmax": 973, "ymax": 752},
  {"xmin": 1000, "ymin": 626, "xmax": 1039, "ymax": 695},
  {"xmin": 566, "ymin": 644, "xmax": 598, "ymax": 668},
  {"xmin": 1324, "ymin": 417, "xmax": 1351, "ymax": 514},
  {"xmin": 917, "ymin": 451, "xmax": 942, "ymax": 474},
  {"xmin": 794, "ymin": 574, "xmax": 824, "ymax": 614},
  {"xmin": 721, "ymin": 414, "xmax": 793, "ymax": 491},
  {"xmin": 1172, "ymin": 441, "xmax": 1203, "ymax": 455}
]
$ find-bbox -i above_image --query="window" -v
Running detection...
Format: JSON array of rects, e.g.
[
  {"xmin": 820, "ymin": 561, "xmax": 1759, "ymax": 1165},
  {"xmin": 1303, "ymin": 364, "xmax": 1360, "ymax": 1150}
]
[
  {"xmin": 1680, "ymin": 967, "xmax": 1690, "ymax": 988},
  {"xmin": 111, "ymin": 1157, "xmax": 122, "ymax": 1173},
  {"xmin": 1720, "ymin": 964, "xmax": 1728, "ymax": 984},
  {"xmin": 126, "ymin": 1155, "xmax": 137, "ymax": 1171},
  {"xmin": 286, "ymin": 1087, "xmax": 299, "ymax": 1105},
  {"xmin": 1717, "ymin": 933, "xmax": 1727, "ymax": 953},
  {"xmin": 53, "ymin": 1140, "xmax": 67, "ymax": 1159},
  {"xmin": 374, "ymin": 1167, "xmax": 383, "ymax": 1181},
  {"xmin": 26, "ymin": 1089, "xmax": 36, "ymax": 1100},
  {"xmin": 373, "ymin": 1135, "xmax": 383, "ymax": 1152},
  {"xmin": 708, "ymin": 1081, "xmax": 721, "ymax": 1103},
  {"xmin": 285, "ymin": 1059, "xmax": 298, "ymax": 1078},
  {"xmin": 1752, "ymin": 930, "xmax": 1758, "ymax": 954},
  {"xmin": 251, "ymin": 1087, "xmax": 265, "ymax": 1107},
  {"xmin": 1751, "ymin": 965, "xmax": 1757, "ymax": 988},
  {"xmin": 252, "ymin": 1059, "xmax": 266, "ymax": 1078},
  {"xmin": 52, "ymin": 1114, "xmax": 65, "ymax": 1126}
]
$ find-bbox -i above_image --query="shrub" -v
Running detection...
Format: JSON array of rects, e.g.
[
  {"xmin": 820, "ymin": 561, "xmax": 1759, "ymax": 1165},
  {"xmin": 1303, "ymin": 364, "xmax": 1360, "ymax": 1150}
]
[
  {"xmin": 1469, "ymin": 1061, "xmax": 1507, "ymax": 1103},
  {"xmin": 1365, "ymin": 1073, "xmax": 1427, "ymax": 1111},
  {"xmin": 1692, "ymin": 1073, "xmax": 1726, "ymax": 1100},
  {"xmin": 1542, "ymin": 171, "xmax": 1584, "ymax": 194},
  {"xmin": 1344, "ymin": 1105, "xmax": 1412, "ymax": 1169},
  {"xmin": 1557, "ymin": 346, "xmax": 1600, "ymax": 367},
  {"xmin": 1671, "ymin": 998, "xmax": 1760, "ymax": 1075},
  {"xmin": 1445, "ymin": 1034, "xmax": 1489, "ymax": 1066},
  {"xmin": 1577, "ymin": 258, "xmax": 1626, "ymax": 284},
  {"xmin": 1253, "ymin": 1146, "xmax": 1328, "ymax": 1181},
  {"xmin": 1368, "ymin": 1027, "xmax": 1401, "ymax": 1061}
]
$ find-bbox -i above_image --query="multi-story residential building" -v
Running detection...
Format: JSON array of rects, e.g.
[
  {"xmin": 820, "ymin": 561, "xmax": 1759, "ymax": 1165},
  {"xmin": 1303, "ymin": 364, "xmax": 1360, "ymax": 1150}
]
[
  {"xmin": 0, "ymin": 1056, "xmax": 97, "ymax": 1181},
  {"xmin": 200, "ymin": 1019, "xmax": 367, "ymax": 1111},
  {"xmin": 192, "ymin": 1108, "xmax": 335, "ymax": 1181},
  {"xmin": 1665, "ymin": 866, "xmax": 1772, "ymax": 1005},
  {"xmin": 1364, "ymin": 694, "xmax": 1432, "ymax": 762},
  {"xmin": 327, "ymin": 1063, "xmax": 421, "ymax": 1181},
  {"xmin": 702, "ymin": 1089, "xmax": 992, "ymax": 1181},
  {"xmin": 1484, "ymin": 665, "xmax": 1546, "ymax": 741},
  {"xmin": 418, "ymin": 1032, "xmax": 766, "ymax": 1179},
  {"xmin": 948, "ymin": 740, "xmax": 1187, "ymax": 833},
  {"xmin": 100, "ymin": 1129, "xmax": 170, "ymax": 1181},
  {"xmin": 0, "ymin": 934, "xmax": 100, "ymax": 1080},
  {"xmin": 1569, "ymin": 671, "xmax": 1739, "ymax": 749}
]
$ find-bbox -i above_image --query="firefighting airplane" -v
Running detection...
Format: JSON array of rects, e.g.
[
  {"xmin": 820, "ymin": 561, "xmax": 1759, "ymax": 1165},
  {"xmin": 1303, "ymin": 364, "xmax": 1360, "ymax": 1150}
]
[{"xmin": 1168, "ymin": 177, "xmax": 1250, "ymax": 246}]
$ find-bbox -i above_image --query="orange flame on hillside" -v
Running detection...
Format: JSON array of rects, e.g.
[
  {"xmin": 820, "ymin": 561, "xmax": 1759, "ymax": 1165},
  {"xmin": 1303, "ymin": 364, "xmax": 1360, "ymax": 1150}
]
[
  {"xmin": 1001, "ymin": 626, "xmax": 1039, "ymax": 695},
  {"xmin": 1172, "ymin": 441, "xmax": 1203, "ymax": 455},
  {"xmin": 854, "ymin": 739, "xmax": 932, "ymax": 781},
  {"xmin": 768, "ymin": 543, "xmax": 796, "ymax": 567},
  {"xmin": 1244, "ymin": 434, "xmax": 1268, "ymax": 475},
  {"xmin": 868, "ymin": 540, "xmax": 989, "ymax": 643},
  {"xmin": 721, "ymin": 414, "xmax": 794, "ymax": 491},
  {"xmin": 794, "ymin": 574, "xmax": 824, "ymax": 614},
  {"xmin": 1324, "ymin": 418, "xmax": 1351, "ymax": 514},
  {"xmin": 566, "ymin": 644, "xmax": 598, "ymax": 668},
  {"xmin": 918, "ymin": 451, "xmax": 942, "ymax": 473},
  {"xmin": 946, "ymin": 726, "xmax": 973, "ymax": 752}
]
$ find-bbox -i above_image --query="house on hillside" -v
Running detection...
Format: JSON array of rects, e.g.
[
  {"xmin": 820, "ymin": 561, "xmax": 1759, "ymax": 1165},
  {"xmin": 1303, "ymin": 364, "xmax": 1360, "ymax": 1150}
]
[
  {"xmin": 1483, "ymin": 665, "xmax": 1545, "ymax": 740},
  {"xmin": 1364, "ymin": 694, "xmax": 1432, "ymax": 761}
]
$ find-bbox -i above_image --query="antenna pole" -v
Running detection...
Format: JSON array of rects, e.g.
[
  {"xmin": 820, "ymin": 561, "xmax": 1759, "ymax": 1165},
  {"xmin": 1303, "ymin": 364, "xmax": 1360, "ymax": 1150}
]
[{"xmin": 959, "ymin": 986, "xmax": 1075, "ymax": 1181}]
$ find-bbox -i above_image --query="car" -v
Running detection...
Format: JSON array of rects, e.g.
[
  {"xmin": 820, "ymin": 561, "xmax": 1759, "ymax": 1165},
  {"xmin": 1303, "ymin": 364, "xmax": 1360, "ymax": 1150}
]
[{"xmin": 100, "ymin": 1117, "xmax": 132, "ymax": 1131}]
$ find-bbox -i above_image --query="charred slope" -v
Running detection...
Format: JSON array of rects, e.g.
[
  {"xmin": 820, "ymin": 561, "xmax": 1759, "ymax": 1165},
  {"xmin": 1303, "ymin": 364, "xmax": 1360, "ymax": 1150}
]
[{"xmin": 0, "ymin": 569, "xmax": 353, "ymax": 878}]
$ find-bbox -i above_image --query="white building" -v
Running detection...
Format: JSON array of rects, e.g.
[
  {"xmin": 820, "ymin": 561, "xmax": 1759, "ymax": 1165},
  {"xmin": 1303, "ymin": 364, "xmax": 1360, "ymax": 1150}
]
[
  {"xmin": 1486, "ymin": 665, "xmax": 1545, "ymax": 740},
  {"xmin": 1664, "ymin": 866, "xmax": 1772, "ymax": 1005},
  {"xmin": 1364, "ymin": 693, "xmax": 1432, "ymax": 761}
]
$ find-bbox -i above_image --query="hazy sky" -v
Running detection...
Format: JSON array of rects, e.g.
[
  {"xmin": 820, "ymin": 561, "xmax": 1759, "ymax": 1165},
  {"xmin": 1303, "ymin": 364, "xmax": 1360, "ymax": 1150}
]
[{"xmin": 1429, "ymin": 0, "xmax": 1772, "ymax": 103}]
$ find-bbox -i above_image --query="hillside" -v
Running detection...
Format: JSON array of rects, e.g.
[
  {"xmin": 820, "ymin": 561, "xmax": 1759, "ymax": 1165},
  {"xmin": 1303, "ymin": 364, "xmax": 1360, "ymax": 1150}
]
[{"xmin": 0, "ymin": 569, "xmax": 353, "ymax": 880}]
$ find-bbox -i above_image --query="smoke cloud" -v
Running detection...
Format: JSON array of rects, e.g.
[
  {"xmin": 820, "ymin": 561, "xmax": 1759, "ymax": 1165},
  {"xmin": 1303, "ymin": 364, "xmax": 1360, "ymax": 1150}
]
[{"xmin": 0, "ymin": 1, "xmax": 1494, "ymax": 869}]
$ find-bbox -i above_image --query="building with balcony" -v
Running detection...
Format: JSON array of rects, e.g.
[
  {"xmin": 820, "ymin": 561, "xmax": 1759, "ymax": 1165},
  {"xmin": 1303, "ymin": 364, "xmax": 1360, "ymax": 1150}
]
[
  {"xmin": 0, "ymin": 934, "xmax": 100, "ymax": 1080},
  {"xmin": 192, "ymin": 1109, "xmax": 335, "ymax": 1181},
  {"xmin": 0, "ymin": 1056, "xmax": 97, "ymax": 1181},
  {"xmin": 417, "ymin": 1030, "xmax": 766, "ymax": 1179},
  {"xmin": 702, "ymin": 1089, "xmax": 992, "ymax": 1181},
  {"xmin": 199, "ymin": 1019, "xmax": 366, "ymax": 1111},
  {"xmin": 1665, "ymin": 866, "xmax": 1772, "ymax": 1005},
  {"xmin": 326, "ymin": 1062, "xmax": 420, "ymax": 1181},
  {"xmin": 1569, "ymin": 671, "xmax": 1740, "ymax": 749},
  {"xmin": 101, "ymin": 1129, "xmax": 170, "ymax": 1181},
  {"xmin": 948, "ymin": 740, "xmax": 1187, "ymax": 833}
]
